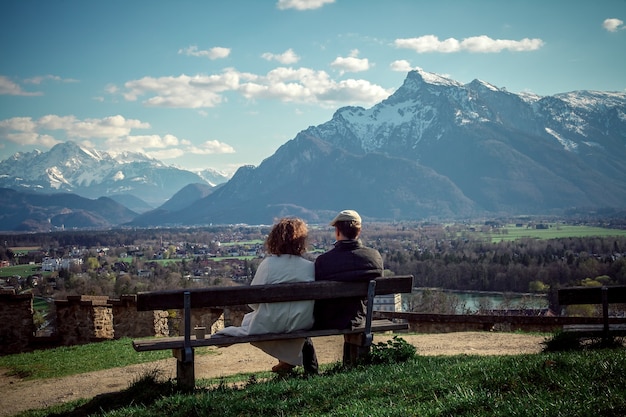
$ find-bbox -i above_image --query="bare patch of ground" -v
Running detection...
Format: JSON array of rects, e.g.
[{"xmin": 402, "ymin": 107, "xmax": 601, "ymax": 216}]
[{"xmin": 0, "ymin": 332, "xmax": 546, "ymax": 416}]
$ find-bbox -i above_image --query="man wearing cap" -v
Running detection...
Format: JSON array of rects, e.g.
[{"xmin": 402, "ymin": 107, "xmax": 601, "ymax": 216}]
[{"xmin": 302, "ymin": 209, "xmax": 384, "ymax": 373}]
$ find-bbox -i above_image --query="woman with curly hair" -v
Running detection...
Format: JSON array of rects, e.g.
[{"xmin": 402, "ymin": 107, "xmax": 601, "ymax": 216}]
[{"xmin": 214, "ymin": 217, "xmax": 314, "ymax": 373}]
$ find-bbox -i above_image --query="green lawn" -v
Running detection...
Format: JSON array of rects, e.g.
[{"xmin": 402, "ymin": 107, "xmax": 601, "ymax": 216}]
[
  {"xmin": 490, "ymin": 224, "xmax": 626, "ymax": 242},
  {"xmin": 0, "ymin": 264, "xmax": 44, "ymax": 278},
  {"xmin": 0, "ymin": 337, "xmax": 216, "ymax": 380}
]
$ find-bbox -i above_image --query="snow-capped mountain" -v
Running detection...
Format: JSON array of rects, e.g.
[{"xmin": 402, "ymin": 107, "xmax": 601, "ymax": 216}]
[
  {"xmin": 130, "ymin": 69, "xmax": 626, "ymax": 226},
  {"xmin": 0, "ymin": 141, "xmax": 227, "ymax": 206},
  {"xmin": 196, "ymin": 168, "xmax": 231, "ymax": 187}
]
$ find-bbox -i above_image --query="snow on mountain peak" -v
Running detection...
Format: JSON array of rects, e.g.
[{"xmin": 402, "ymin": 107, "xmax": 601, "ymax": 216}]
[
  {"xmin": 554, "ymin": 90, "xmax": 626, "ymax": 113},
  {"xmin": 411, "ymin": 67, "xmax": 463, "ymax": 88},
  {"xmin": 467, "ymin": 79, "xmax": 501, "ymax": 92}
]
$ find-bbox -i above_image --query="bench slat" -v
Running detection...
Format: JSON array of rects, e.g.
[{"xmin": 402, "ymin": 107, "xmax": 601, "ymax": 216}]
[
  {"xmin": 136, "ymin": 275, "xmax": 413, "ymax": 311},
  {"xmin": 562, "ymin": 324, "xmax": 626, "ymax": 336},
  {"xmin": 558, "ymin": 285, "xmax": 626, "ymax": 305},
  {"xmin": 133, "ymin": 320, "xmax": 408, "ymax": 352}
]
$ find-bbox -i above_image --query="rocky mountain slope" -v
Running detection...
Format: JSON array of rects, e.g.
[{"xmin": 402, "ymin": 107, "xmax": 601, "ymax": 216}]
[{"xmin": 130, "ymin": 69, "xmax": 626, "ymax": 226}]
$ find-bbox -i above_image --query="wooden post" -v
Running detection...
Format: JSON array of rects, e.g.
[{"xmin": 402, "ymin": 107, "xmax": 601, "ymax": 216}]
[
  {"xmin": 602, "ymin": 286, "xmax": 609, "ymax": 343},
  {"xmin": 173, "ymin": 348, "xmax": 195, "ymax": 391},
  {"xmin": 343, "ymin": 334, "xmax": 371, "ymax": 366}
]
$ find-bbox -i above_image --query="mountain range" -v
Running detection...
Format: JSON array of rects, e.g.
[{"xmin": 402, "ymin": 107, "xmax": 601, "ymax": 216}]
[
  {"xmin": 1, "ymin": 69, "xmax": 625, "ymax": 230},
  {"xmin": 0, "ymin": 142, "xmax": 230, "ymax": 207},
  {"xmin": 130, "ymin": 69, "xmax": 626, "ymax": 226}
]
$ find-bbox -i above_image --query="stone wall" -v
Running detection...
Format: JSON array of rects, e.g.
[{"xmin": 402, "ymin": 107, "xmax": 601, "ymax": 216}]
[
  {"xmin": 0, "ymin": 290, "xmax": 34, "ymax": 355},
  {"xmin": 111, "ymin": 295, "xmax": 160, "ymax": 338},
  {"xmin": 3, "ymin": 293, "xmax": 598, "ymax": 355},
  {"xmin": 55, "ymin": 295, "xmax": 113, "ymax": 346}
]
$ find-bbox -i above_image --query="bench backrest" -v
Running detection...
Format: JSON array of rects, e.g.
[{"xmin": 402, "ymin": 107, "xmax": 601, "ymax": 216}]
[
  {"xmin": 558, "ymin": 285, "xmax": 626, "ymax": 305},
  {"xmin": 136, "ymin": 275, "xmax": 413, "ymax": 311}
]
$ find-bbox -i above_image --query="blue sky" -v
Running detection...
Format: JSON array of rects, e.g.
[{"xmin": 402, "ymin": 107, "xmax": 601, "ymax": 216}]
[{"xmin": 1, "ymin": 0, "xmax": 625, "ymax": 175}]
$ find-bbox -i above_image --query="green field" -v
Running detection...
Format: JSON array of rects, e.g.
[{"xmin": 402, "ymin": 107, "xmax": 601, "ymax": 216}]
[
  {"xmin": 489, "ymin": 224, "xmax": 626, "ymax": 242},
  {"xmin": 0, "ymin": 264, "xmax": 43, "ymax": 278}
]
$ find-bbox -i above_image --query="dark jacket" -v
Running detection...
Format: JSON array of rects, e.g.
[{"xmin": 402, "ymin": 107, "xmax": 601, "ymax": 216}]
[{"xmin": 313, "ymin": 239, "xmax": 383, "ymax": 329}]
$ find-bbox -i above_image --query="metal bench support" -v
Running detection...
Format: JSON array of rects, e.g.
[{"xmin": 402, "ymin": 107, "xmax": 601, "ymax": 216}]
[{"xmin": 173, "ymin": 291, "xmax": 194, "ymax": 391}]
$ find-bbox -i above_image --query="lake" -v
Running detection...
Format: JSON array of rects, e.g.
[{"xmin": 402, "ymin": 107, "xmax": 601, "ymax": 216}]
[{"xmin": 412, "ymin": 289, "xmax": 549, "ymax": 313}]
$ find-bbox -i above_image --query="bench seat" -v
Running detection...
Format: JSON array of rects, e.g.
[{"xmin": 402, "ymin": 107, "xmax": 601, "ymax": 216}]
[{"xmin": 133, "ymin": 319, "xmax": 408, "ymax": 351}]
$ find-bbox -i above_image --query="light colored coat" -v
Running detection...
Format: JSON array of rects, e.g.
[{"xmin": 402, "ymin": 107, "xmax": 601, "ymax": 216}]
[{"xmin": 214, "ymin": 254, "xmax": 314, "ymax": 365}]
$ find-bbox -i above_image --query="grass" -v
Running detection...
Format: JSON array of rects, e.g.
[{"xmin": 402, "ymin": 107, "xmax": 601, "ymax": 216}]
[
  {"xmin": 0, "ymin": 337, "xmax": 216, "ymax": 380},
  {"xmin": 6, "ymin": 334, "xmax": 626, "ymax": 417},
  {"xmin": 0, "ymin": 263, "xmax": 46, "ymax": 278},
  {"xmin": 489, "ymin": 224, "xmax": 626, "ymax": 242}
]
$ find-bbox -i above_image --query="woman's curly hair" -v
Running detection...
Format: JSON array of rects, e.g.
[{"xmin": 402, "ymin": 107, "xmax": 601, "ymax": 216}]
[{"xmin": 265, "ymin": 217, "xmax": 308, "ymax": 256}]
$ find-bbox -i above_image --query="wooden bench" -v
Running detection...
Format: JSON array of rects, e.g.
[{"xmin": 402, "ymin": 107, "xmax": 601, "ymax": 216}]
[
  {"xmin": 132, "ymin": 275, "xmax": 413, "ymax": 390},
  {"xmin": 557, "ymin": 285, "xmax": 626, "ymax": 341}
]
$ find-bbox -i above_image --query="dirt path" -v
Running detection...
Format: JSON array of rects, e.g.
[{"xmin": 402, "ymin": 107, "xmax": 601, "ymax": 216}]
[{"xmin": 0, "ymin": 332, "xmax": 547, "ymax": 417}]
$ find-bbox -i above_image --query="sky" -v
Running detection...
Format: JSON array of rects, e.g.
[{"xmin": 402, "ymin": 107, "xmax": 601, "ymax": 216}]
[{"xmin": 1, "ymin": 0, "xmax": 625, "ymax": 175}]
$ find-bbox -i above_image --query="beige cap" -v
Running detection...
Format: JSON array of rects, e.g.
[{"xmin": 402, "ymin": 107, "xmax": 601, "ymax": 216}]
[{"xmin": 330, "ymin": 209, "xmax": 362, "ymax": 226}]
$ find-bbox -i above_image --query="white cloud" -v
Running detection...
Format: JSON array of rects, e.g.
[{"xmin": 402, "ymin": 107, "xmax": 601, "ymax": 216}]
[
  {"xmin": 0, "ymin": 76, "xmax": 42, "ymax": 96},
  {"xmin": 123, "ymin": 137, "xmax": 235, "ymax": 161},
  {"xmin": 262, "ymin": 49, "xmax": 300, "ymax": 64},
  {"xmin": 121, "ymin": 65, "xmax": 390, "ymax": 109},
  {"xmin": 0, "ymin": 114, "xmax": 151, "ymax": 150},
  {"xmin": 178, "ymin": 45, "xmax": 231, "ymax": 59},
  {"xmin": 603, "ymin": 18, "xmax": 624, "ymax": 32},
  {"xmin": 276, "ymin": 0, "xmax": 334, "ymax": 10},
  {"xmin": 24, "ymin": 75, "xmax": 79, "ymax": 84},
  {"xmin": 189, "ymin": 139, "xmax": 236, "ymax": 155},
  {"xmin": 123, "ymin": 71, "xmax": 240, "ymax": 108},
  {"xmin": 111, "ymin": 134, "xmax": 181, "ymax": 149},
  {"xmin": 35, "ymin": 114, "xmax": 150, "ymax": 139},
  {"xmin": 147, "ymin": 148, "xmax": 186, "ymax": 160},
  {"xmin": 331, "ymin": 49, "xmax": 370, "ymax": 74},
  {"xmin": 0, "ymin": 117, "xmax": 58, "ymax": 147},
  {"xmin": 394, "ymin": 35, "xmax": 544, "ymax": 53},
  {"xmin": 390, "ymin": 60, "xmax": 414, "ymax": 72},
  {"xmin": 238, "ymin": 66, "xmax": 390, "ymax": 106},
  {"xmin": 317, "ymin": 78, "xmax": 390, "ymax": 104}
]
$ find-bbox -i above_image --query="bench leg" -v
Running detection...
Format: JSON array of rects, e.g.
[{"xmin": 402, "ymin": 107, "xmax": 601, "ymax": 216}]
[
  {"xmin": 343, "ymin": 334, "xmax": 371, "ymax": 366},
  {"xmin": 173, "ymin": 348, "xmax": 195, "ymax": 391}
]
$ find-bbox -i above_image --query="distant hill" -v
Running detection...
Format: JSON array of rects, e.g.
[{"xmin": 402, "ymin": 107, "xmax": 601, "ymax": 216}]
[
  {"xmin": 0, "ymin": 188, "xmax": 138, "ymax": 232},
  {"xmin": 108, "ymin": 194, "xmax": 154, "ymax": 214},
  {"xmin": 159, "ymin": 183, "xmax": 215, "ymax": 212}
]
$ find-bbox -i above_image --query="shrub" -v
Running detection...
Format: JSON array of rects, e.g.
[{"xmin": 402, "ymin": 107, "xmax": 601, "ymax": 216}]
[{"xmin": 367, "ymin": 336, "xmax": 416, "ymax": 364}]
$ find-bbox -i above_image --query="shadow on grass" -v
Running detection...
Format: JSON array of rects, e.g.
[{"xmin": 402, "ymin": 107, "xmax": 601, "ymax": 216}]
[
  {"xmin": 542, "ymin": 331, "xmax": 625, "ymax": 352},
  {"xmin": 46, "ymin": 368, "xmax": 178, "ymax": 417}
]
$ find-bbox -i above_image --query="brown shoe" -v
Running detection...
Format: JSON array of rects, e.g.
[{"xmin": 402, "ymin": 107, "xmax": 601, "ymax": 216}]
[{"xmin": 271, "ymin": 361, "xmax": 295, "ymax": 373}]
